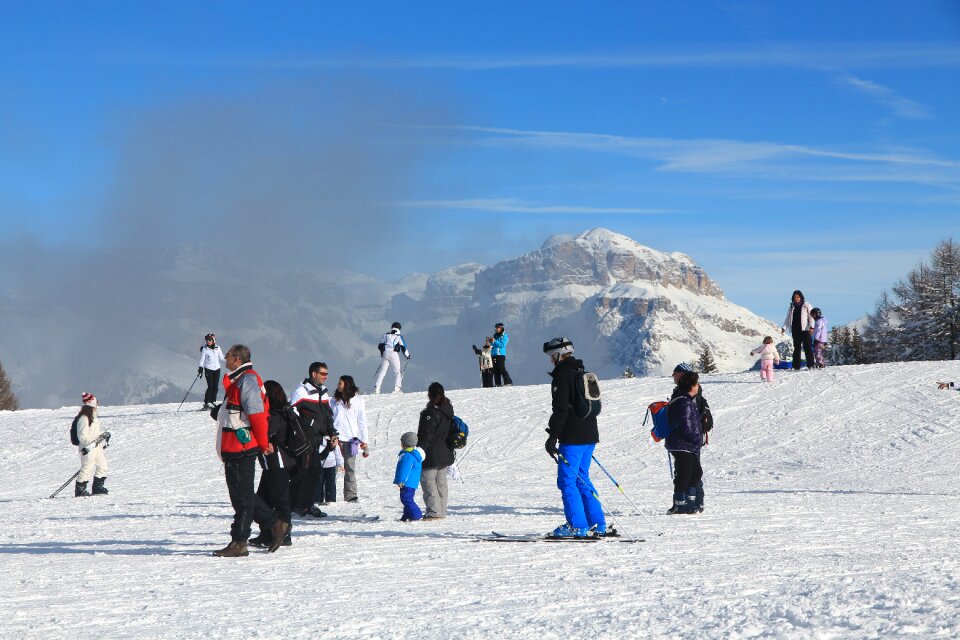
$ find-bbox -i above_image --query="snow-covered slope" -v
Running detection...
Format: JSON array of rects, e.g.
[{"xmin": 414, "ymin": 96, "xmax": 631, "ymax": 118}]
[{"xmin": 3, "ymin": 361, "xmax": 959, "ymax": 638}]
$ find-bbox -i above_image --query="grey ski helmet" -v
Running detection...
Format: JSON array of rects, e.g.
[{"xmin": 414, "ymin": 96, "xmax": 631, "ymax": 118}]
[{"xmin": 543, "ymin": 337, "xmax": 574, "ymax": 362}]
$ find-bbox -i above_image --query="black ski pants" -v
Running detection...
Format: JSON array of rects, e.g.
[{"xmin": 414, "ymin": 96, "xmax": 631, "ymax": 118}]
[
  {"xmin": 289, "ymin": 450, "xmax": 322, "ymax": 511},
  {"xmin": 481, "ymin": 369, "xmax": 494, "ymax": 388},
  {"xmin": 492, "ymin": 356, "xmax": 513, "ymax": 386},
  {"xmin": 671, "ymin": 451, "xmax": 703, "ymax": 496},
  {"xmin": 316, "ymin": 465, "xmax": 338, "ymax": 503},
  {"xmin": 254, "ymin": 467, "xmax": 290, "ymax": 534},
  {"xmin": 223, "ymin": 453, "xmax": 262, "ymax": 542},
  {"xmin": 203, "ymin": 368, "xmax": 221, "ymax": 405},
  {"xmin": 792, "ymin": 330, "xmax": 815, "ymax": 370}
]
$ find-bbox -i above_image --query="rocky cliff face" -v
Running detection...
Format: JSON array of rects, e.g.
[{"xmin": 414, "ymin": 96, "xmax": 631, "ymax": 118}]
[{"xmin": 456, "ymin": 228, "xmax": 779, "ymax": 381}]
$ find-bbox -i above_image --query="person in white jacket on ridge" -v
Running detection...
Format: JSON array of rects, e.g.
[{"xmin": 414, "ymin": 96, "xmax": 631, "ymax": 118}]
[
  {"xmin": 374, "ymin": 322, "xmax": 410, "ymax": 394},
  {"xmin": 198, "ymin": 333, "xmax": 226, "ymax": 410},
  {"xmin": 330, "ymin": 375, "xmax": 368, "ymax": 502}
]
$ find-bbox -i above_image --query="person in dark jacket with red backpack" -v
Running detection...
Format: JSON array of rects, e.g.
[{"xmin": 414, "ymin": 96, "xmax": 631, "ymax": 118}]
[{"xmin": 666, "ymin": 371, "xmax": 704, "ymax": 515}]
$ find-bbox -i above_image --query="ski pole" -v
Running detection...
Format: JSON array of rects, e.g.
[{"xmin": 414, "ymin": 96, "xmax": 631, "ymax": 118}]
[
  {"xmin": 176, "ymin": 374, "xmax": 202, "ymax": 412},
  {"xmin": 554, "ymin": 452, "xmax": 632, "ymax": 540},
  {"xmin": 592, "ymin": 455, "xmax": 663, "ymax": 537},
  {"xmin": 50, "ymin": 469, "xmax": 81, "ymax": 499}
]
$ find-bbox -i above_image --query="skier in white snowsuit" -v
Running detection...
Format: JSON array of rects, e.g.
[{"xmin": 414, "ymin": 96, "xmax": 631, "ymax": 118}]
[
  {"xmin": 374, "ymin": 322, "xmax": 410, "ymax": 394},
  {"xmin": 75, "ymin": 393, "xmax": 109, "ymax": 497}
]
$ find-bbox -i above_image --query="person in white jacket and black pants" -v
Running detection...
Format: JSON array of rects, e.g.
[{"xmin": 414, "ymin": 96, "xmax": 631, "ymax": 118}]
[
  {"xmin": 374, "ymin": 322, "xmax": 410, "ymax": 394},
  {"xmin": 781, "ymin": 290, "xmax": 816, "ymax": 370},
  {"xmin": 75, "ymin": 393, "xmax": 109, "ymax": 497},
  {"xmin": 330, "ymin": 375, "xmax": 368, "ymax": 502},
  {"xmin": 198, "ymin": 333, "xmax": 226, "ymax": 409}
]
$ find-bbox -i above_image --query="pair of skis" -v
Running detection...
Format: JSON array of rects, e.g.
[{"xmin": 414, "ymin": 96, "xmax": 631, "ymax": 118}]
[{"xmin": 477, "ymin": 529, "xmax": 643, "ymax": 543}]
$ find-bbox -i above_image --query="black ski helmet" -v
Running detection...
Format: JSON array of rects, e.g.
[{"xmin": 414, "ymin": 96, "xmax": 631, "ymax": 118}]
[
  {"xmin": 811, "ymin": 307, "xmax": 822, "ymax": 319},
  {"xmin": 391, "ymin": 321, "xmax": 402, "ymax": 331},
  {"xmin": 495, "ymin": 322, "xmax": 504, "ymax": 330}
]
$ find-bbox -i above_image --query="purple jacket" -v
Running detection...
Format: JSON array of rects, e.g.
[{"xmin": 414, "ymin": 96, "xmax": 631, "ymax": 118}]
[
  {"xmin": 813, "ymin": 317, "xmax": 829, "ymax": 342},
  {"xmin": 665, "ymin": 394, "xmax": 702, "ymax": 454}
]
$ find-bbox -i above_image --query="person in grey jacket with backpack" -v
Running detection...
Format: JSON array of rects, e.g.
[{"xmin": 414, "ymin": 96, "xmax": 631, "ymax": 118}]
[{"xmin": 417, "ymin": 382, "xmax": 456, "ymax": 520}]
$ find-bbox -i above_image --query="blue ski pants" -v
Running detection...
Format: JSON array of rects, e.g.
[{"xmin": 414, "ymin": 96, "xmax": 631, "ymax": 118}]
[
  {"xmin": 556, "ymin": 443, "xmax": 605, "ymax": 530},
  {"xmin": 399, "ymin": 486, "xmax": 422, "ymax": 521}
]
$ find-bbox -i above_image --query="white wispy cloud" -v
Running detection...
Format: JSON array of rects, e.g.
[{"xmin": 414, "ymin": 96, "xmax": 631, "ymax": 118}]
[
  {"xmin": 419, "ymin": 124, "xmax": 960, "ymax": 183},
  {"xmin": 66, "ymin": 42, "xmax": 960, "ymax": 71},
  {"xmin": 838, "ymin": 74, "xmax": 932, "ymax": 120},
  {"xmin": 395, "ymin": 198, "xmax": 675, "ymax": 215}
]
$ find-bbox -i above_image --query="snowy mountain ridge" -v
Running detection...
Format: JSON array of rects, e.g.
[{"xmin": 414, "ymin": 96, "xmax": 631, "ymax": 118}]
[
  {"xmin": 6, "ymin": 228, "xmax": 778, "ymax": 409},
  {"xmin": 454, "ymin": 228, "xmax": 780, "ymax": 381}
]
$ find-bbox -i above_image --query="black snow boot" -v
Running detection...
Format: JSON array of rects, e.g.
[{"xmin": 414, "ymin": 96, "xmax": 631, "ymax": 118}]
[
  {"xmin": 92, "ymin": 477, "xmax": 109, "ymax": 495},
  {"xmin": 248, "ymin": 531, "xmax": 272, "ymax": 548},
  {"xmin": 75, "ymin": 481, "xmax": 91, "ymax": 497}
]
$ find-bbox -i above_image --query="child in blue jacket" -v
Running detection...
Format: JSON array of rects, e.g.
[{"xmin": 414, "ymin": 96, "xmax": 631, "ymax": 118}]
[{"xmin": 393, "ymin": 432, "xmax": 426, "ymax": 521}]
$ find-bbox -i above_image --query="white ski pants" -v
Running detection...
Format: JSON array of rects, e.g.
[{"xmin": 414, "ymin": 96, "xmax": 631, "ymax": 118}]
[
  {"xmin": 374, "ymin": 351, "xmax": 403, "ymax": 393},
  {"xmin": 78, "ymin": 446, "xmax": 108, "ymax": 483}
]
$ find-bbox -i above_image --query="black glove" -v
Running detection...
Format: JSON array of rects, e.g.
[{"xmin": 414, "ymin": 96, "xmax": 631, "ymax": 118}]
[
  {"xmin": 544, "ymin": 435, "xmax": 559, "ymax": 456},
  {"xmin": 209, "ymin": 403, "xmax": 221, "ymax": 421},
  {"xmin": 197, "ymin": 367, "xmax": 203, "ymax": 378}
]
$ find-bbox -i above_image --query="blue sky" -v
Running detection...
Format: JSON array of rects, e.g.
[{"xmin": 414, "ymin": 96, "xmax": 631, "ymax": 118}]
[{"xmin": 2, "ymin": 1, "xmax": 959, "ymax": 324}]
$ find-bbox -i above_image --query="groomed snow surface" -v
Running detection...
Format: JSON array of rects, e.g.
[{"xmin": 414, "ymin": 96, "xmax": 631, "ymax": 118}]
[{"xmin": 3, "ymin": 361, "xmax": 959, "ymax": 639}]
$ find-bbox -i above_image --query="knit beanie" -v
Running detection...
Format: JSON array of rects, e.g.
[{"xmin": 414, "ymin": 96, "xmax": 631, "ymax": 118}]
[
  {"xmin": 81, "ymin": 393, "xmax": 98, "ymax": 408},
  {"xmin": 400, "ymin": 432, "xmax": 418, "ymax": 448}
]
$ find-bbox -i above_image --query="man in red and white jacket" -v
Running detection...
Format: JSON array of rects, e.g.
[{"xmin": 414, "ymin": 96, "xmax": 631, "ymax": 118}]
[{"xmin": 212, "ymin": 344, "xmax": 286, "ymax": 557}]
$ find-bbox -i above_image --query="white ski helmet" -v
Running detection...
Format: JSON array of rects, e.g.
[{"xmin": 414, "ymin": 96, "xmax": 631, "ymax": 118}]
[{"xmin": 543, "ymin": 337, "xmax": 574, "ymax": 362}]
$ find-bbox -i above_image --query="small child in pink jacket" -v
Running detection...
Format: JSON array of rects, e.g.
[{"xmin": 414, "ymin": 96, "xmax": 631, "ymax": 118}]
[{"xmin": 750, "ymin": 336, "xmax": 781, "ymax": 382}]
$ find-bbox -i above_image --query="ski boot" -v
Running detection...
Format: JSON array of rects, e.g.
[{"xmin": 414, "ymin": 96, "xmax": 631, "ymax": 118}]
[
  {"xmin": 92, "ymin": 477, "xmax": 109, "ymax": 495},
  {"xmin": 75, "ymin": 480, "xmax": 91, "ymax": 497},
  {"xmin": 548, "ymin": 523, "xmax": 590, "ymax": 539},
  {"xmin": 667, "ymin": 492, "xmax": 694, "ymax": 514},
  {"xmin": 590, "ymin": 523, "xmax": 619, "ymax": 538}
]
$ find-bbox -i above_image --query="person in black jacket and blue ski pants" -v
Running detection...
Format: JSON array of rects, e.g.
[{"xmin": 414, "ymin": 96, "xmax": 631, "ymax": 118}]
[{"xmin": 542, "ymin": 337, "xmax": 606, "ymax": 538}]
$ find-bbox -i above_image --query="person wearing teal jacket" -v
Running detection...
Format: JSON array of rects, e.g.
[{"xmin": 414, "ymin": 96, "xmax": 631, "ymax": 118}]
[{"xmin": 490, "ymin": 322, "xmax": 513, "ymax": 386}]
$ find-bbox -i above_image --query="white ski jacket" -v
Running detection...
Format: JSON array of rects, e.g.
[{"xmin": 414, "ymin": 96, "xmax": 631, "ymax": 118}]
[
  {"xmin": 199, "ymin": 345, "xmax": 226, "ymax": 370},
  {"xmin": 330, "ymin": 396, "xmax": 368, "ymax": 443}
]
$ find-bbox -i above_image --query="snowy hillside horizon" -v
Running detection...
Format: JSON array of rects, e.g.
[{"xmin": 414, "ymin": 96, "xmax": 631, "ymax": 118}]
[
  {"xmin": 3, "ymin": 360, "xmax": 959, "ymax": 638},
  {"xmin": 9, "ymin": 228, "xmax": 780, "ymax": 409}
]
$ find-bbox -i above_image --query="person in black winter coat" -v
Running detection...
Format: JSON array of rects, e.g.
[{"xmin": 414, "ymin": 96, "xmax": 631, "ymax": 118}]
[
  {"xmin": 417, "ymin": 382, "xmax": 456, "ymax": 519},
  {"xmin": 666, "ymin": 371, "xmax": 704, "ymax": 515},
  {"xmin": 248, "ymin": 380, "xmax": 297, "ymax": 552}
]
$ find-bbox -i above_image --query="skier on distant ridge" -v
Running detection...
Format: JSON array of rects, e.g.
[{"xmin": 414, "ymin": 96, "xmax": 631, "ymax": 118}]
[{"xmin": 374, "ymin": 322, "xmax": 410, "ymax": 394}]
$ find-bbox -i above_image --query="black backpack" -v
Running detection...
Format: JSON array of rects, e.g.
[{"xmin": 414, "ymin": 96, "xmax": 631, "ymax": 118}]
[
  {"xmin": 70, "ymin": 415, "xmax": 81, "ymax": 446},
  {"xmin": 284, "ymin": 408, "xmax": 313, "ymax": 460},
  {"xmin": 572, "ymin": 368, "xmax": 602, "ymax": 419}
]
